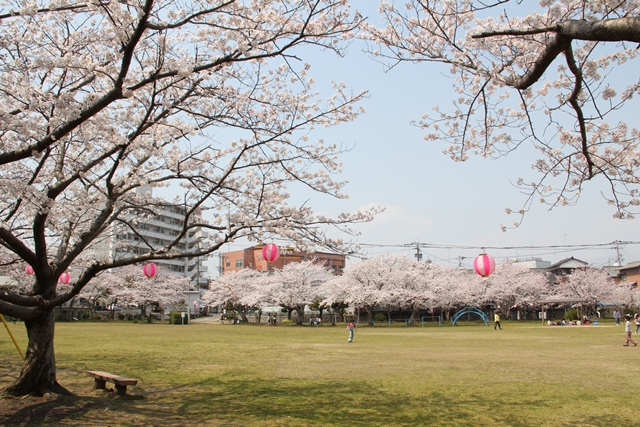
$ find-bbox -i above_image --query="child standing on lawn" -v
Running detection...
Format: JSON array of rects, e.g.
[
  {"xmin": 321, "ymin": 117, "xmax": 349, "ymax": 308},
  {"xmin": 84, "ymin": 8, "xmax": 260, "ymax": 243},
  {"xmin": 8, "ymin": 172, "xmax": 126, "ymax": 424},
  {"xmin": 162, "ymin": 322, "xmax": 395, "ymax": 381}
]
[{"xmin": 624, "ymin": 314, "xmax": 638, "ymax": 346}]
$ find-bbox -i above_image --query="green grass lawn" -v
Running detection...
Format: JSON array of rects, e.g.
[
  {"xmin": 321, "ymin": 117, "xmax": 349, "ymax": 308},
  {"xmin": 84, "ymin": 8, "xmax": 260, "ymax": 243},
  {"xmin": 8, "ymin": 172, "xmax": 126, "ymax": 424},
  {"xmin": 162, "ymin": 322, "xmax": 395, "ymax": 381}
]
[{"xmin": 0, "ymin": 319, "xmax": 636, "ymax": 426}]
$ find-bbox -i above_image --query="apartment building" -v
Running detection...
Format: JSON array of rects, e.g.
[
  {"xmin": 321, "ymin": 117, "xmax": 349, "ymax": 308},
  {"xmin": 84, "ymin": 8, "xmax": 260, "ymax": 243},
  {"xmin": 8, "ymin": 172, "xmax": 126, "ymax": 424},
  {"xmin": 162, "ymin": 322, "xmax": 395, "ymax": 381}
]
[{"xmin": 88, "ymin": 187, "xmax": 209, "ymax": 289}]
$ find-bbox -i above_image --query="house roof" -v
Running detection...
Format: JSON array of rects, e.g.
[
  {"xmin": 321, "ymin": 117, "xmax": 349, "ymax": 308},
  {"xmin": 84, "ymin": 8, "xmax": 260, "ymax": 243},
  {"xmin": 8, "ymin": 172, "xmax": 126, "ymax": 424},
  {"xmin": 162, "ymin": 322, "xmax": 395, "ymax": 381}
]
[
  {"xmin": 619, "ymin": 261, "xmax": 640, "ymax": 271},
  {"xmin": 546, "ymin": 257, "xmax": 589, "ymax": 270},
  {"xmin": 602, "ymin": 265, "xmax": 621, "ymax": 277}
]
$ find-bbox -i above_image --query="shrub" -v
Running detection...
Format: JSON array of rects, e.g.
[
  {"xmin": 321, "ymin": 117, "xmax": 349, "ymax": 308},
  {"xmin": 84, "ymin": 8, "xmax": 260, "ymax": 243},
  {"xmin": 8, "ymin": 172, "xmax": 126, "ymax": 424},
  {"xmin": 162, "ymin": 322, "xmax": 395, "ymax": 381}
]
[
  {"xmin": 374, "ymin": 313, "xmax": 387, "ymax": 322},
  {"xmin": 564, "ymin": 309, "xmax": 579, "ymax": 321},
  {"xmin": 80, "ymin": 311, "xmax": 91, "ymax": 321},
  {"xmin": 169, "ymin": 311, "xmax": 188, "ymax": 325}
]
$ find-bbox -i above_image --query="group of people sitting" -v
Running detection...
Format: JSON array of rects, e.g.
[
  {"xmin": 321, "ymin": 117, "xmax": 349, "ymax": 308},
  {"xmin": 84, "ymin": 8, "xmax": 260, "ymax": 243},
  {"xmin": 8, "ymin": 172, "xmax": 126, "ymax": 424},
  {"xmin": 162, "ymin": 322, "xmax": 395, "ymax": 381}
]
[
  {"xmin": 309, "ymin": 317, "xmax": 322, "ymax": 326},
  {"xmin": 547, "ymin": 315, "xmax": 592, "ymax": 326}
]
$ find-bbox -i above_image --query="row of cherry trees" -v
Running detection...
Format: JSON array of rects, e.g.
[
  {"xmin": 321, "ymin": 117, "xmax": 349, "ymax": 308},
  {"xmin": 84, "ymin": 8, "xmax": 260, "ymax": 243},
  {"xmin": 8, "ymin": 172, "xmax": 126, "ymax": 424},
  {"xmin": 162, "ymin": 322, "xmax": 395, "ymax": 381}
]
[
  {"xmin": 79, "ymin": 265, "xmax": 190, "ymax": 318},
  {"xmin": 4, "ymin": 263, "xmax": 190, "ymax": 319},
  {"xmin": 204, "ymin": 255, "xmax": 638, "ymax": 325}
]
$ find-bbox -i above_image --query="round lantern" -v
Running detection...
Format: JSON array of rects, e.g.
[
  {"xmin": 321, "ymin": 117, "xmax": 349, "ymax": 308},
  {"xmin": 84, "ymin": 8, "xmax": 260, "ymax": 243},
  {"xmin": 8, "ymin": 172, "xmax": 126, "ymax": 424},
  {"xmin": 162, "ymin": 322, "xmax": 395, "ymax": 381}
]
[
  {"xmin": 262, "ymin": 243, "xmax": 280, "ymax": 263},
  {"xmin": 473, "ymin": 253, "xmax": 495, "ymax": 278},
  {"xmin": 143, "ymin": 263, "xmax": 157, "ymax": 279},
  {"xmin": 59, "ymin": 272, "xmax": 71, "ymax": 284},
  {"xmin": 25, "ymin": 265, "xmax": 35, "ymax": 275}
]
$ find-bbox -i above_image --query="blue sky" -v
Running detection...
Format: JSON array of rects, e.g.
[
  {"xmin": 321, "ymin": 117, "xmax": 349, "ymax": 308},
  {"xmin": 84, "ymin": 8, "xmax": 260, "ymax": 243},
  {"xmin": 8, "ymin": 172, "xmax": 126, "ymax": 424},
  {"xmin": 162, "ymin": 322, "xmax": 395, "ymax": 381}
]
[{"xmin": 211, "ymin": 4, "xmax": 640, "ymax": 272}]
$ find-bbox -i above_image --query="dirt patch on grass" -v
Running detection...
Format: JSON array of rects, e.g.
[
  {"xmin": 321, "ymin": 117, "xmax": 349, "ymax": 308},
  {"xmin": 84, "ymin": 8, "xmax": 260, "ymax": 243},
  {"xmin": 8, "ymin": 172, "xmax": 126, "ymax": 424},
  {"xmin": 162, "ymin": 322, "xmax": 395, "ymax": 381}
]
[
  {"xmin": 0, "ymin": 394, "xmax": 104, "ymax": 426},
  {"xmin": 0, "ymin": 366, "xmax": 154, "ymax": 427},
  {"xmin": 0, "ymin": 378, "xmax": 234, "ymax": 427}
]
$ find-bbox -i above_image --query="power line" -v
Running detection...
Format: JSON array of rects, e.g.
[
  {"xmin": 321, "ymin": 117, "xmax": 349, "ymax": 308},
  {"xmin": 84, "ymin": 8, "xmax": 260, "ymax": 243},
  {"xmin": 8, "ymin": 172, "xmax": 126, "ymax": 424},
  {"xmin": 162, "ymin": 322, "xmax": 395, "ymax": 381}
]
[{"xmin": 357, "ymin": 240, "xmax": 640, "ymax": 252}]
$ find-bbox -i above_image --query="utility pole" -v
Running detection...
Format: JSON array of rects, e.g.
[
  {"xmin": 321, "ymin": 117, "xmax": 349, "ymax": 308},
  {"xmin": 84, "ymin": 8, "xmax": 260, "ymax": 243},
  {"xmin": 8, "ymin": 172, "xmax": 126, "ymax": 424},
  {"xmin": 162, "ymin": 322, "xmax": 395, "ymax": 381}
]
[
  {"xmin": 615, "ymin": 240, "xmax": 623, "ymax": 266},
  {"xmin": 415, "ymin": 242, "xmax": 422, "ymax": 262},
  {"xmin": 458, "ymin": 256, "xmax": 466, "ymax": 268}
]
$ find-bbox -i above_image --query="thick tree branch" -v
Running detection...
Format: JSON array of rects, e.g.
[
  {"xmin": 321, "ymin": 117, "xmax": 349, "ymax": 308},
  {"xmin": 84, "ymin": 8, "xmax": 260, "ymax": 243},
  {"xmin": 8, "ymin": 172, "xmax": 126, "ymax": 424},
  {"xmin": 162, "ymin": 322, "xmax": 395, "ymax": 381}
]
[{"xmin": 473, "ymin": 17, "xmax": 640, "ymax": 90}]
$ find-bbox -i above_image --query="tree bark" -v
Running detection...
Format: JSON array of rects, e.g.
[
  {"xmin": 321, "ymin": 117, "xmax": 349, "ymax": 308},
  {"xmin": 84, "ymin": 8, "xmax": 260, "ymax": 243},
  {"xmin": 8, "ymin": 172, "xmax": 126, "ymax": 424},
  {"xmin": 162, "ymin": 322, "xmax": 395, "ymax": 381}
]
[
  {"xmin": 4, "ymin": 310, "xmax": 72, "ymax": 396},
  {"xmin": 408, "ymin": 308, "xmax": 421, "ymax": 326},
  {"xmin": 366, "ymin": 307, "xmax": 374, "ymax": 326},
  {"xmin": 295, "ymin": 306, "xmax": 305, "ymax": 325}
]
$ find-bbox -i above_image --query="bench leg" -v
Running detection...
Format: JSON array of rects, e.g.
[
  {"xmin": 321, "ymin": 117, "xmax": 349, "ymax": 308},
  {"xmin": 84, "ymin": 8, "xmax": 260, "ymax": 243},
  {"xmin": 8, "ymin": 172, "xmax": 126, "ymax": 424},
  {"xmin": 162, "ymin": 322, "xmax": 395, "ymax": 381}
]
[
  {"xmin": 115, "ymin": 384, "xmax": 128, "ymax": 395},
  {"xmin": 93, "ymin": 378, "xmax": 106, "ymax": 390}
]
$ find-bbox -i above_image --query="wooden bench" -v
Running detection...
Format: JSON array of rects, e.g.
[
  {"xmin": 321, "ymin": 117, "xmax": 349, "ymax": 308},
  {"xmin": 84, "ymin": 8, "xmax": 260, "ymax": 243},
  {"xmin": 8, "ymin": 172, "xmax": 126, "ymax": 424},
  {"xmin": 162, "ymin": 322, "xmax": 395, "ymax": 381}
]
[{"xmin": 87, "ymin": 370, "xmax": 138, "ymax": 395}]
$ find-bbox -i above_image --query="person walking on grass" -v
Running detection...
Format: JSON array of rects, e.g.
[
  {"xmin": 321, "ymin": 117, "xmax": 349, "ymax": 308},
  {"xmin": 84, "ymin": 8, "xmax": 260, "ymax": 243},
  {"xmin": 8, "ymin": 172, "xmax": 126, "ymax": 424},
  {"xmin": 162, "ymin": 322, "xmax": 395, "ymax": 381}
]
[
  {"xmin": 624, "ymin": 314, "xmax": 638, "ymax": 347},
  {"xmin": 346, "ymin": 321, "xmax": 356, "ymax": 343},
  {"xmin": 494, "ymin": 312, "xmax": 502, "ymax": 330}
]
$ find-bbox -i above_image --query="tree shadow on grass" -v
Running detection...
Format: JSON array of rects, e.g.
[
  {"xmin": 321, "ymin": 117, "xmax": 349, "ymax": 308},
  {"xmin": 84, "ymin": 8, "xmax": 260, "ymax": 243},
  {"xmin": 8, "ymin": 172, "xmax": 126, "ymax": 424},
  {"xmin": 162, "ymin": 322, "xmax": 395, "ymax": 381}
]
[
  {"xmin": 136, "ymin": 378, "xmax": 631, "ymax": 427},
  {"xmin": 0, "ymin": 378, "xmax": 632, "ymax": 427},
  {"xmin": 0, "ymin": 394, "xmax": 113, "ymax": 427}
]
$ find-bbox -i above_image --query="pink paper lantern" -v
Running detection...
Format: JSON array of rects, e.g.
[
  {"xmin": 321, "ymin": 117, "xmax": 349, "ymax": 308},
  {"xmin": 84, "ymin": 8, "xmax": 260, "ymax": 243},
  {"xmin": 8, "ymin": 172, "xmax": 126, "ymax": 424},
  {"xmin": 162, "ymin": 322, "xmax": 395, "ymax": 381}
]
[
  {"xmin": 473, "ymin": 254, "xmax": 495, "ymax": 277},
  {"xmin": 262, "ymin": 244, "xmax": 280, "ymax": 263},
  {"xmin": 25, "ymin": 265, "xmax": 35, "ymax": 275},
  {"xmin": 143, "ymin": 263, "xmax": 157, "ymax": 278},
  {"xmin": 59, "ymin": 272, "xmax": 71, "ymax": 284}
]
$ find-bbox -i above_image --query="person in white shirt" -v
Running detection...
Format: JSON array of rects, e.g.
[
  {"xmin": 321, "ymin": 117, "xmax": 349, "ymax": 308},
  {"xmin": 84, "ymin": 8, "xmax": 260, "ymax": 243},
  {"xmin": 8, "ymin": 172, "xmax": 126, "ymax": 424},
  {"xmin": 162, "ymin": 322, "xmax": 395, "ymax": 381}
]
[{"xmin": 624, "ymin": 314, "xmax": 638, "ymax": 346}]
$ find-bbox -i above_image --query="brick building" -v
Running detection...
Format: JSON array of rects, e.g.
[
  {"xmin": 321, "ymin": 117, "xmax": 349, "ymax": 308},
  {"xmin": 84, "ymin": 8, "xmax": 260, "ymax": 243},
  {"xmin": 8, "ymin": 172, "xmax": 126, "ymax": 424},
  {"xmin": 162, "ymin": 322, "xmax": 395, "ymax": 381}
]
[{"xmin": 221, "ymin": 245, "xmax": 345, "ymax": 275}]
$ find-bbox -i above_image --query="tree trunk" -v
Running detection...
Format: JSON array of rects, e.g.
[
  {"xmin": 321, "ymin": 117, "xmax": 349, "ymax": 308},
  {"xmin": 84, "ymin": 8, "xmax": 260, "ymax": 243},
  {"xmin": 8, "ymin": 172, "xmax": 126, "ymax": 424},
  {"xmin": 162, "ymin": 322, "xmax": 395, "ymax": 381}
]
[
  {"xmin": 366, "ymin": 307, "xmax": 374, "ymax": 326},
  {"xmin": 4, "ymin": 310, "xmax": 71, "ymax": 396},
  {"xmin": 295, "ymin": 306, "xmax": 305, "ymax": 325},
  {"xmin": 408, "ymin": 308, "xmax": 420, "ymax": 326},
  {"xmin": 66, "ymin": 298, "xmax": 77, "ymax": 321}
]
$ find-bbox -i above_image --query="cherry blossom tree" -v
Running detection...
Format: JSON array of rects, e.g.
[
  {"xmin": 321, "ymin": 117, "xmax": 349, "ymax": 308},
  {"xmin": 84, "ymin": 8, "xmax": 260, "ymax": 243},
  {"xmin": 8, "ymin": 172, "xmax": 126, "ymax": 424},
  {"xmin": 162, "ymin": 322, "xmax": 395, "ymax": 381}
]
[
  {"xmin": 323, "ymin": 254, "xmax": 413, "ymax": 325},
  {"xmin": 409, "ymin": 262, "xmax": 471, "ymax": 323},
  {"xmin": 609, "ymin": 279, "xmax": 640, "ymax": 313},
  {"xmin": 553, "ymin": 267, "xmax": 618, "ymax": 315},
  {"xmin": 482, "ymin": 262, "xmax": 549, "ymax": 320},
  {"xmin": 98, "ymin": 265, "xmax": 188, "ymax": 318},
  {"xmin": 368, "ymin": 1, "xmax": 640, "ymax": 225},
  {"xmin": 429, "ymin": 266, "xmax": 480, "ymax": 319},
  {"xmin": 202, "ymin": 268, "xmax": 267, "ymax": 323},
  {"xmin": 267, "ymin": 259, "xmax": 333, "ymax": 325},
  {"xmin": 0, "ymin": 0, "xmax": 377, "ymax": 396},
  {"xmin": 374, "ymin": 256, "xmax": 436, "ymax": 325}
]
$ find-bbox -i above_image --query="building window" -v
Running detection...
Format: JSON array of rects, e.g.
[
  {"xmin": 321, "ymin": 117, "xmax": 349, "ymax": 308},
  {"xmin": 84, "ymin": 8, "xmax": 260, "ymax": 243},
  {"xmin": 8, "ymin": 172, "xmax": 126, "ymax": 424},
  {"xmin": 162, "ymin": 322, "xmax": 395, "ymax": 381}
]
[{"xmin": 235, "ymin": 260, "xmax": 243, "ymax": 268}]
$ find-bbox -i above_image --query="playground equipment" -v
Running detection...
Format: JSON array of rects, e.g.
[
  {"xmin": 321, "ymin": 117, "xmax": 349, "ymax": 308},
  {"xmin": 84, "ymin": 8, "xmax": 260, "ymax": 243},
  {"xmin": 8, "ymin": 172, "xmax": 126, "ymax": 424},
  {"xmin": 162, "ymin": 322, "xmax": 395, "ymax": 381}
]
[
  {"xmin": 451, "ymin": 307, "xmax": 489, "ymax": 326},
  {"xmin": 1, "ymin": 314, "xmax": 24, "ymax": 359}
]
